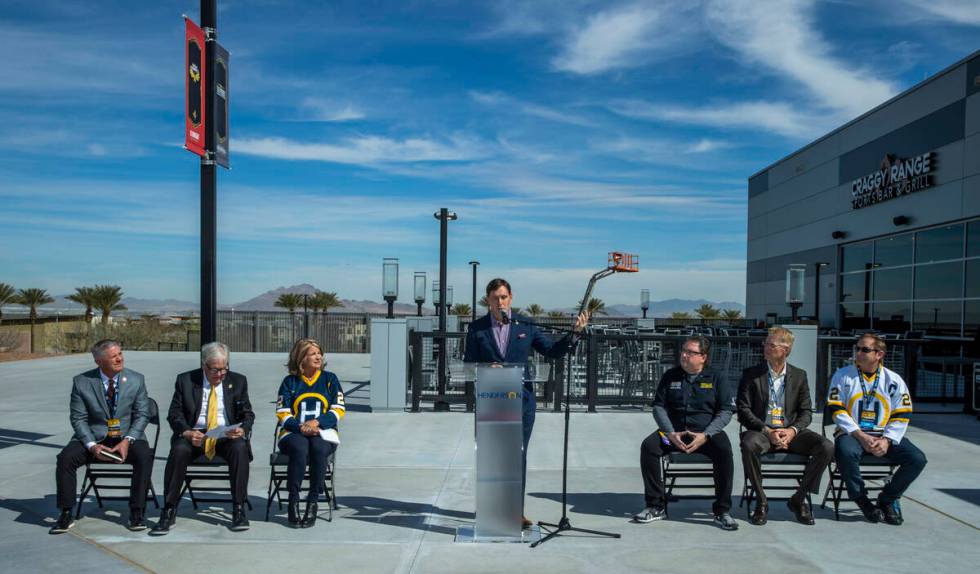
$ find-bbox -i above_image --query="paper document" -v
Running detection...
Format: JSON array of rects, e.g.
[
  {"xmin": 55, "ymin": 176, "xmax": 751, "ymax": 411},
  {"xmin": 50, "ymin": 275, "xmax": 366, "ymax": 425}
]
[
  {"xmin": 319, "ymin": 427, "xmax": 340, "ymax": 444},
  {"xmin": 204, "ymin": 423, "xmax": 242, "ymax": 438},
  {"xmin": 99, "ymin": 450, "xmax": 123, "ymax": 462}
]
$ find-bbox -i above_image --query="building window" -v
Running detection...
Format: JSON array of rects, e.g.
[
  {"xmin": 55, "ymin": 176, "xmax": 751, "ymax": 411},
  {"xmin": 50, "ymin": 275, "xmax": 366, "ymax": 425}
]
[{"xmin": 916, "ymin": 224, "xmax": 963, "ymax": 263}]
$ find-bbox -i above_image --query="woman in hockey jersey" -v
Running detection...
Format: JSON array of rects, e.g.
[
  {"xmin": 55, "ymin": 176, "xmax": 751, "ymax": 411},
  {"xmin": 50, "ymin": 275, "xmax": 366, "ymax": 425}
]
[{"xmin": 276, "ymin": 338, "xmax": 345, "ymax": 527}]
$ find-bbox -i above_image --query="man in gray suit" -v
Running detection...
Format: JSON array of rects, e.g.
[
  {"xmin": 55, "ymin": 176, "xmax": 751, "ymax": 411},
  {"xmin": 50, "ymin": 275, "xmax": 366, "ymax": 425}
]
[
  {"xmin": 737, "ymin": 327, "xmax": 834, "ymax": 526},
  {"xmin": 51, "ymin": 339, "xmax": 153, "ymax": 534}
]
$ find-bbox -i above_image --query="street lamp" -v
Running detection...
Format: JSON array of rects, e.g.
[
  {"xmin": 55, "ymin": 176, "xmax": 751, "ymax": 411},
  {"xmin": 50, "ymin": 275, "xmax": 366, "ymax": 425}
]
[
  {"xmin": 414, "ymin": 272, "xmax": 426, "ymax": 317},
  {"xmin": 446, "ymin": 286, "xmax": 454, "ymax": 315},
  {"xmin": 383, "ymin": 258, "xmax": 399, "ymax": 318},
  {"xmin": 786, "ymin": 264, "xmax": 806, "ymax": 322},
  {"xmin": 640, "ymin": 289, "xmax": 650, "ymax": 319},
  {"xmin": 432, "ymin": 280, "xmax": 441, "ymax": 318},
  {"xmin": 468, "ymin": 260, "xmax": 480, "ymax": 322},
  {"xmin": 433, "ymin": 208, "xmax": 458, "ymax": 412}
]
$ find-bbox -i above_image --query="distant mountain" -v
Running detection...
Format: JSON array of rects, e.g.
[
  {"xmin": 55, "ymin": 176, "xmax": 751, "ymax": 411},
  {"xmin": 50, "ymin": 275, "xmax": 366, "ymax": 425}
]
[{"xmin": 14, "ymin": 286, "xmax": 743, "ymax": 318}]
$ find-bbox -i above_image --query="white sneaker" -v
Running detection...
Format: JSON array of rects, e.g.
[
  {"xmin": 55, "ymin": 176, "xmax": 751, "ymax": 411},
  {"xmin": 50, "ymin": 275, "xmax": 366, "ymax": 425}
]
[
  {"xmin": 713, "ymin": 512, "xmax": 738, "ymax": 531},
  {"xmin": 632, "ymin": 506, "xmax": 666, "ymax": 523}
]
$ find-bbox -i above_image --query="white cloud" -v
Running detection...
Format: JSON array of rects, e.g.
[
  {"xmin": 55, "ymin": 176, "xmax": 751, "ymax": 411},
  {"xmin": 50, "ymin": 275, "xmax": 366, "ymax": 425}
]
[
  {"xmin": 703, "ymin": 0, "xmax": 897, "ymax": 118},
  {"xmin": 896, "ymin": 0, "xmax": 980, "ymax": 25},
  {"xmin": 298, "ymin": 98, "xmax": 366, "ymax": 122},
  {"xmin": 608, "ymin": 99, "xmax": 836, "ymax": 139},
  {"xmin": 469, "ymin": 90, "xmax": 596, "ymax": 127},
  {"xmin": 235, "ymin": 134, "xmax": 489, "ymax": 165},
  {"xmin": 553, "ymin": 3, "xmax": 681, "ymax": 74}
]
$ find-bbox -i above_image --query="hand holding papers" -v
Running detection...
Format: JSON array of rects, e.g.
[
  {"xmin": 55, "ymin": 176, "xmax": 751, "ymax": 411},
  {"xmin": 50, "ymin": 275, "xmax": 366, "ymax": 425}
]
[{"xmin": 204, "ymin": 422, "xmax": 242, "ymax": 439}]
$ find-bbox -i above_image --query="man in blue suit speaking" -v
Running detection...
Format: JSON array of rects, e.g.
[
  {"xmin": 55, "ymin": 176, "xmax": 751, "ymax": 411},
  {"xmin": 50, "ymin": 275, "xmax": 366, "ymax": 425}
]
[{"xmin": 464, "ymin": 278, "xmax": 589, "ymax": 528}]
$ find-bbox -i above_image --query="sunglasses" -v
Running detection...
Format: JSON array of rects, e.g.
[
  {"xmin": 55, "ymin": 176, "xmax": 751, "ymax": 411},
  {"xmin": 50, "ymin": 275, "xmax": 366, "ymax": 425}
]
[{"xmin": 854, "ymin": 346, "xmax": 880, "ymax": 354}]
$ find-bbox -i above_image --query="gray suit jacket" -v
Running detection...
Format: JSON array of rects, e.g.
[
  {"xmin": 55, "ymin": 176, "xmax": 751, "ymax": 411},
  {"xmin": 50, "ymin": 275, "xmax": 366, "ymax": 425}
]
[
  {"xmin": 736, "ymin": 362, "xmax": 813, "ymax": 434},
  {"xmin": 69, "ymin": 367, "xmax": 150, "ymax": 445}
]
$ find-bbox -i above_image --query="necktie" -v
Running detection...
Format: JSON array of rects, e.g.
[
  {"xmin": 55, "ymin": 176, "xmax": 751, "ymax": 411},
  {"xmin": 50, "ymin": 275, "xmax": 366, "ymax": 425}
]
[
  {"xmin": 106, "ymin": 378, "xmax": 116, "ymax": 413},
  {"xmin": 204, "ymin": 383, "xmax": 219, "ymax": 460}
]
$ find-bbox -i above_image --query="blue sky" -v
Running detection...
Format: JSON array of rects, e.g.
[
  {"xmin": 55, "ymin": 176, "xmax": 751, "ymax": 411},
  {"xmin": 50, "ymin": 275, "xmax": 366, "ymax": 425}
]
[{"xmin": 1, "ymin": 1, "xmax": 978, "ymax": 309}]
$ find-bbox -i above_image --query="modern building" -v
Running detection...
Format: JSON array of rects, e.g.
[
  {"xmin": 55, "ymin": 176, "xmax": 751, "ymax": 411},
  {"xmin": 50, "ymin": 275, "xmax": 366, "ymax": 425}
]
[{"xmin": 746, "ymin": 49, "xmax": 980, "ymax": 338}]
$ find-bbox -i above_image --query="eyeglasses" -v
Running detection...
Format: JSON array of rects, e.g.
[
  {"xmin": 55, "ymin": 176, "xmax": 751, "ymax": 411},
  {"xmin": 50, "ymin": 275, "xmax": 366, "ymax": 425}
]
[
  {"xmin": 680, "ymin": 348, "xmax": 705, "ymax": 357},
  {"xmin": 204, "ymin": 365, "xmax": 230, "ymax": 374},
  {"xmin": 854, "ymin": 346, "xmax": 879, "ymax": 354}
]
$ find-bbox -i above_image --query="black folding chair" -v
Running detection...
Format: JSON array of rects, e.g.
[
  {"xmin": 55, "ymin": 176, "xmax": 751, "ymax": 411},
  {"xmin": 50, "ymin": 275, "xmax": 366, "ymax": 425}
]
[
  {"xmin": 820, "ymin": 409, "xmax": 896, "ymax": 520},
  {"xmin": 661, "ymin": 451, "xmax": 716, "ymax": 518},
  {"xmin": 737, "ymin": 423, "xmax": 813, "ymax": 518},
  {"xmin": 265, "ymin": 422, "xmax": 337, "ymax": 521},
  {"xmin": 75, "ymin": 398, "xmax": 161, "ymax": 518},
  {"xmin": 179, "ymin": 430, "xmax": 254, "ymax": 511}
]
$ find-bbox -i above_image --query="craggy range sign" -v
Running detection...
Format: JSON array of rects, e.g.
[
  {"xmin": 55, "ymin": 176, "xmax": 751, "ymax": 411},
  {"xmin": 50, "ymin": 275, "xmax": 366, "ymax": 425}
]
[{"xmin": 850, "ymin": 151, "xmax": 935, "ymax": 209}]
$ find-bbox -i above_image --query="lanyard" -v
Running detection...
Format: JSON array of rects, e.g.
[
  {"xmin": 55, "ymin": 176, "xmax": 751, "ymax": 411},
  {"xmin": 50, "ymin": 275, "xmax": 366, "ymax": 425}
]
[
  {"xmin": 767, "ymin": 369, "xmax": 785, "ymax": 407},
  {"xmin": 859, "ymin": 368, "xmax": 881, "ymax": 411}
]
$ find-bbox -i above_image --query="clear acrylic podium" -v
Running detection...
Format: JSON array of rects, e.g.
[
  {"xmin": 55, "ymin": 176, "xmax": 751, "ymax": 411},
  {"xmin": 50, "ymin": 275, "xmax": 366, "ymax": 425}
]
[{"xmin": 456, "ymin": 364, "xmax": 536, "ymax": 543}]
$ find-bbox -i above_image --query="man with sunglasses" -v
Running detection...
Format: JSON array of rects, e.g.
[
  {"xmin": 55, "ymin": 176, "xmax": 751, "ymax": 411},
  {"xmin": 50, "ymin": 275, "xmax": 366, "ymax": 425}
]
[
  {"xmin": 827, "ymin": 333, "xmax": 927, "ymax": 525},
  {"xmin": 634, "ymin": 336, "xmax": 739, "ymax": 530},
  {"xmin": 151, "ymin": 341, "xmax": 255, "ymax": 534},
  {"xmin": 737, "ymin": 327, "xmax": 833, "ymax": 526}
]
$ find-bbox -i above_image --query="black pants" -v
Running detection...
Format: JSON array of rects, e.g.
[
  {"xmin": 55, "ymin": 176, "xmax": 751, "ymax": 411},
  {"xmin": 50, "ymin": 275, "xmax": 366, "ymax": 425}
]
[
  {"xmin": 55, "ymin": 439, "xmax": 153, "ymax": 510},
  {"xmin": 279, "ymin": 433, "xmax": 336, "ymax": 502},
  {"xmin": 162, "ymin": 436, "xmax": 251, "ymax": 506},
  {"xmin": 640, "ymin": 430, "xmax": 734, "ymax": 514},
  {"xmin": 740, "ymin": 428, "xmax": 834, "ymax": 506}
]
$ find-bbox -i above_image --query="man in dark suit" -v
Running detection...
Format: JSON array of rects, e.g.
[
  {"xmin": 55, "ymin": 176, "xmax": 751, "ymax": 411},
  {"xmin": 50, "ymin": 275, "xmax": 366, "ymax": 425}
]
[
  {"xmin": 464, "ymin": 277, "xmax": 588, "ymax": 528},
  {"xmin": 150, "ymin": 341, "xmax": 254, "ymax": 534},
  {"xmin": 51, "ymin": 339, "xmax": 153, "ymax": 534},
  {"xmin": 737, "ymin": 327, "xmax": 833, "ymax": 525}
]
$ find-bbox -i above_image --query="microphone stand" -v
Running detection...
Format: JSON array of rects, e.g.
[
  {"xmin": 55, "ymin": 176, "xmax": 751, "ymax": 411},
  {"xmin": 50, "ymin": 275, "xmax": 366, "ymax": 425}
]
[{"xmin": 531, "ymin": 268, "xmax": 623, "ymax": 548}]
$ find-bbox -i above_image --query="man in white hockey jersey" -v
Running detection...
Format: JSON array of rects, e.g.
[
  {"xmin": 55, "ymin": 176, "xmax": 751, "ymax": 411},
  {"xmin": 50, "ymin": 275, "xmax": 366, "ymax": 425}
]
[{"xmin": 827, "ymin": 333, "xmax": 927, "ymax": 525}]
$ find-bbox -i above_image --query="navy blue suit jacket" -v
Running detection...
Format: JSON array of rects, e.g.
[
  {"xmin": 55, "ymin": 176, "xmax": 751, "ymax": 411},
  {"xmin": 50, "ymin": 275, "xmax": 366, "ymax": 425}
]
[{"xmin": 463, "ymin": 313, "xmax": 574, "ymax": 386}]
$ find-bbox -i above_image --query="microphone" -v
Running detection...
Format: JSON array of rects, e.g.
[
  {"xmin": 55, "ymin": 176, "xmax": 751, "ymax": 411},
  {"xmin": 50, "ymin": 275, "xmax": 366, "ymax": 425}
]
[{"xmin": 498, "ymin": 308, "xmax": 510, "ymax": 325}]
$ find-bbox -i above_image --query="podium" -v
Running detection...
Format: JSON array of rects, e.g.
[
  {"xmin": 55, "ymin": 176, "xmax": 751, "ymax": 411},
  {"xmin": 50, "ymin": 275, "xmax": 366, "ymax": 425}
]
[{"xmin": 456, "ymin": 364, "xmax": 535, "ymax": 543}]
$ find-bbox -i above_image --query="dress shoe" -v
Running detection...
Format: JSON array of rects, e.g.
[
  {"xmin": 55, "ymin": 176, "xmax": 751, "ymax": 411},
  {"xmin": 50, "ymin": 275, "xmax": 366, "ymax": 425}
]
[
  {"xmin": 49, "ymin": 508, "xmax": 75, "ymax": 534},
  {"xmin": 150, "ymin": 506, "xmax": 177, "ymax": 536},
  {"xmin": 287, "ymin": 500, "xmax": 302, "ymax": 527},
  {"xmin": 750, "ymin": 504, "xmax": 768, "ymax": 526},
  {"xmin": 231, "ymin": 503, "xmax": 250, "ymax": 531},
  {"xmin": 301, "ymin": 501, "xmax": 318, "ymax": 528},
  {"xmin": 787, "ymin": 496, "xmax": 814, "ymax": 525},
  {"xmin": 522, "ymin": 516, "xmax": 533, "ymax": 529},
  {"xmin": 128, "ymin": 507, "xmax": 147, "ymax": 531},
  {"xmin": 877, "ymin": 495, "xmax": 903, "ymax": 526},
  {"xmin": 856, "ymin": 496, "xmax": 883, "ymax": 523}
]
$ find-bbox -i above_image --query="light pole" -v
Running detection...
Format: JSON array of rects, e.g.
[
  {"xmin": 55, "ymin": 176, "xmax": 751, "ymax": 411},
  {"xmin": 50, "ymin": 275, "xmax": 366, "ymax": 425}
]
[
  {"xmin": 640, "ymin": 289, "xmax": 650, "ymax": 319},
  {"xmin": 432, "ymin": 280, "xmax": 441, "ymax": 321},
  {"xmin": 446, "ymin": 286, "xmax": 454, "ymax": 316},
  {"xmin": 382, "ymin": 257, "xmax": 398, "ymax": 319},
  {"xmin": 786, "ymin": 264, "xmax": 806, "ymax": 323},
  {"xmin": 414, "ymin": 272, "xmax": 426, "ymax": 317},
  {"xmin": 468, "ymin": 260, "xmax": 479, "ymax": 322},
  {"xmin": 814, "ymin": 262, "xmax": 829, "ymax": 328},
  {"xmin": 433, "ymin": 208, "xmax": 458, "ymax": 412}
]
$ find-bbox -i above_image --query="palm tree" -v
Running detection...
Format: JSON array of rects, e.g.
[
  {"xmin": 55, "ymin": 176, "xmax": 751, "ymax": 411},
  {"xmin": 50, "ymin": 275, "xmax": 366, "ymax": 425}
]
[
  {"xmin": 0, "ymin": 282, "xmax": 16, "ymax": 324},
  {"xmin": 453, "ymin": 303, "xmax": 472, "ymax": 317},
  {"xmin": 274, "ymin": 293, "xmax": 304, "ymax": 314},
  {"xmin": 478, "ymin": 295, "xmax": 489, "ymax": 308},
  {"xmin": 671, "ymin": 311, "xmax": 692, "ymax": 319},
  {"xmin": 525, "ymin": 304, "xmax": 545, "ymax": 318},
  {"xmin": 67, "ymin": 286, "xmax": 97, "ymax": 323},
  {"xmin": 578, "ymin": 297, "xmax": 607, "ymax": 316},
  {"xmin": 92, "ymin": 284, "xmax": 127, "ymax": 327},
  {"xmin": 16, "ymin": 288, "xmax": 54, "ymax": 353},
  {"xmin": 721, "ymin": 308, "xmax": 743, "ymax": 321},
  {"xmin": 309, "ymin": 291, "xmax": 343, "ymax": 313},
  {"xmin": 694, "ymin": 303, "xmax": 720, "ymax": 319},
  {"xmin": 546, "ymin": 311, "xmax": 566, "ymax": 319}
]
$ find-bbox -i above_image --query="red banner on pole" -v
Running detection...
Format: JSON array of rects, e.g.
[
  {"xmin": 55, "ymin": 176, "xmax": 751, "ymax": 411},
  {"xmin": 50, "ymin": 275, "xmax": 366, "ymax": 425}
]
[{"xmin": 185, "ymin": 17, "xmax": 206, "ymax": 157}]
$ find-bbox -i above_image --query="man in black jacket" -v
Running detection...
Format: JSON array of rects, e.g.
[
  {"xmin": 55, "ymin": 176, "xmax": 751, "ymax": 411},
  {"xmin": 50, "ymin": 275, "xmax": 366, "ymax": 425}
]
[
  {"xmin": 634, "ymin": 336, "xmax": 738, "ymax": 530},
  {"xmin": 737, "ymin": 327, "xmax": 833, "ymax": 526},
  {"xmin": 150, "ymin": 341, "xmax": 254, "ymax": 535}
]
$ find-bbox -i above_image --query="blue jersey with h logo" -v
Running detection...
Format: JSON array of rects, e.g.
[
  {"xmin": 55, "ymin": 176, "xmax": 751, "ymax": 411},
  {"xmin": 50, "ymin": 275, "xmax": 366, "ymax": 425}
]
[{"xmin": 275, "ymin": 370, "xmax": 345, "ymax": 440}]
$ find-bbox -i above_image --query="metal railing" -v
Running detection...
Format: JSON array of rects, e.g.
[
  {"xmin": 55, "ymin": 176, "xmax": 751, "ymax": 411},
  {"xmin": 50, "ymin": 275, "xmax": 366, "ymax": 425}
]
[
  {"xmin": 216, "ymin": 310, "xmax": 388, "ymax": 353},
  {"xmin": 408, "ymin": 329, "xmax": 972, "ymax": 412}
]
